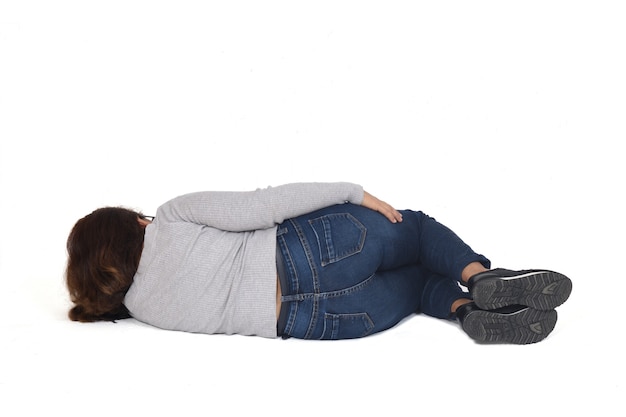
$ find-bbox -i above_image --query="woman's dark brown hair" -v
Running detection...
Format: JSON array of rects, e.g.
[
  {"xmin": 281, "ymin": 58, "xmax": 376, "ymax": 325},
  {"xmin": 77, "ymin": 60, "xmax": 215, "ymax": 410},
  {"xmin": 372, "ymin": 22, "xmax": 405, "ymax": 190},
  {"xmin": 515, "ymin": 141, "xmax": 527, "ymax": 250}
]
[{"xmin": 66, "ymin": 207, "xmax": 147, "ymax": 322}]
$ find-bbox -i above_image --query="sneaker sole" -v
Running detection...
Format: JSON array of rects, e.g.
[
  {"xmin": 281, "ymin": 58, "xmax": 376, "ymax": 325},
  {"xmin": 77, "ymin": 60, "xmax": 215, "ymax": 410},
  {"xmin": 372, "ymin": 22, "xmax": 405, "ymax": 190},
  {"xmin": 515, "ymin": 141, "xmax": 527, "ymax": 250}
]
[
  {"xmin": 472, "ymin": 270, "xmax": 572, "ymax": 310},
  {"xmin": 462, "ymin": 307, "xmax": 557, "ymax": 344}
]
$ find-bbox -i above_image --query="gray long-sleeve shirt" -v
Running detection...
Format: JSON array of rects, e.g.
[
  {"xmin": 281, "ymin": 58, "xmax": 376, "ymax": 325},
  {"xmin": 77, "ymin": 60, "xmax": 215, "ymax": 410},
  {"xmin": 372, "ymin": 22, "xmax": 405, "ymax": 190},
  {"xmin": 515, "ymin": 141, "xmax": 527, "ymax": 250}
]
[{"xmin": 124, "ymin": 182, "xmax": 364, "ymax": 337}]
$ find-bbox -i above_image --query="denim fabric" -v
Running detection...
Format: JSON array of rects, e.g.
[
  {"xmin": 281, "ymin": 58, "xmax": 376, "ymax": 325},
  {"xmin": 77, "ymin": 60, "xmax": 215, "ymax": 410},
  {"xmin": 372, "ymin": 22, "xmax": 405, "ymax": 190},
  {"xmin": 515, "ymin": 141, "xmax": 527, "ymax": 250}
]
[{"xmin": 276, "ymin": 204, "xmax": 490, "ymax": 340}]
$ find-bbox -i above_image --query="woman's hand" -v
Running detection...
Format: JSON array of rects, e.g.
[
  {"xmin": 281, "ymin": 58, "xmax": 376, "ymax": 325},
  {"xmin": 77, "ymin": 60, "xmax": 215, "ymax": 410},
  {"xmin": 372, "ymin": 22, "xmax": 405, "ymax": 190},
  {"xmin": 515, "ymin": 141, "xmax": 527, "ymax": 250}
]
[{"xmin": 361, "ymin": 191, "xmax": 403, "ymax": 223}]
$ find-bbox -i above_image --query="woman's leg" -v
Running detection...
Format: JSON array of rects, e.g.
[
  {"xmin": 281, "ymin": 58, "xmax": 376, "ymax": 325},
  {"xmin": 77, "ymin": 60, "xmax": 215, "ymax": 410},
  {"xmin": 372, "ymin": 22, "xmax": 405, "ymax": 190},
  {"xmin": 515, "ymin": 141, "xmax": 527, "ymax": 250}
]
[
  {"xmin": 402, "ymin": 210, "xmax": 491, "ymax": 281},
  {"xmin": 286, "ymin": 204, "xmax": 489, "ymax": 285}
]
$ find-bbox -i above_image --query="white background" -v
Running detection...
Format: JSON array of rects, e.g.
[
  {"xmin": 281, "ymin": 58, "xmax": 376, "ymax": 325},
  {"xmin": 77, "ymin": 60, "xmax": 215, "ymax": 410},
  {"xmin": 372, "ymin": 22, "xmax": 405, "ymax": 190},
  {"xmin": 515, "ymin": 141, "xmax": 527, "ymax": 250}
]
[{"xmin": 1, "ymin": 1, "xmax": 624, "ymax": 416}]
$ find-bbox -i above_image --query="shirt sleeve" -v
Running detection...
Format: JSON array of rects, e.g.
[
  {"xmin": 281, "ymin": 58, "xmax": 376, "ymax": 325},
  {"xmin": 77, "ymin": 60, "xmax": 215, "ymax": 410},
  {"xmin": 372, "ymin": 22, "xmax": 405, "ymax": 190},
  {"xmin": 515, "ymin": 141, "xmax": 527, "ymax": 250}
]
[{"xmin": 156, "ymin": 182, "xmax": 364, "ymax": 232}]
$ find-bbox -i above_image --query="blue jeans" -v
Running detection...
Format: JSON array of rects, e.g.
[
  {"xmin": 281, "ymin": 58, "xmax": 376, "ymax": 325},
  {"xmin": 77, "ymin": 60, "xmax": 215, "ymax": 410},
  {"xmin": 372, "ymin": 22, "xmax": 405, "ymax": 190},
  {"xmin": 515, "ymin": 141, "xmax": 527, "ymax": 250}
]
[{"xmin": 276, "ymin": 204, "xmax": 490, "ymax": 340}]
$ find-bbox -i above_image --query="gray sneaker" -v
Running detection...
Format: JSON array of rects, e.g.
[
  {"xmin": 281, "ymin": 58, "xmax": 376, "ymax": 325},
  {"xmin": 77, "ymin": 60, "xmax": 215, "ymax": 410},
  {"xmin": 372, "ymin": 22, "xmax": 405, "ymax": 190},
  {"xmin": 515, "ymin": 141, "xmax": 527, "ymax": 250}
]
[
  {"xmin": 467, "ymin": 269, "xmax": 572, "ymax": 311},
  {"xmin": 457, "ymin": 302, "xmax": 558, "ymax": 344}
]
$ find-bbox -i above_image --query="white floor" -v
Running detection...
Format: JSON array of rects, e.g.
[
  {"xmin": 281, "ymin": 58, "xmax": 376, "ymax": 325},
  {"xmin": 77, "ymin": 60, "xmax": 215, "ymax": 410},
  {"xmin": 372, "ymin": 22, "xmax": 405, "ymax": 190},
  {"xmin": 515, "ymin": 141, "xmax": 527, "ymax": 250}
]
[{"xmin": 1, "ymin": 2, "xmax": 624, "ymax": 416}]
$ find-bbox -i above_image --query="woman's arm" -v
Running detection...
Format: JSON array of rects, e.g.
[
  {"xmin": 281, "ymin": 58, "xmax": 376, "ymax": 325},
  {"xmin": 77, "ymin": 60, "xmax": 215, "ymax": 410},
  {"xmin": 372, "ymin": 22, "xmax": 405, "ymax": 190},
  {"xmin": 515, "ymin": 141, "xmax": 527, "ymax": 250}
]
[{"xmin": 157, "ymin": 182, "xmax": 366, "ymax": 231}]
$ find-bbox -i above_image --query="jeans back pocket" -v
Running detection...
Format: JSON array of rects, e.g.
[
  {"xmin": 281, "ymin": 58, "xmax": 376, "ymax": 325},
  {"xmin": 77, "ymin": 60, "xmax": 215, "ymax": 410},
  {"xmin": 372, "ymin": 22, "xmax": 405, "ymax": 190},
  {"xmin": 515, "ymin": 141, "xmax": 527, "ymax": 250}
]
[
  {"xmin": 308, "ymin": 213, "xmax": 366, "ymax": 266},
  {"xmin": 321, "ymin": 312, "xmax": 374, "ymax": 340}
]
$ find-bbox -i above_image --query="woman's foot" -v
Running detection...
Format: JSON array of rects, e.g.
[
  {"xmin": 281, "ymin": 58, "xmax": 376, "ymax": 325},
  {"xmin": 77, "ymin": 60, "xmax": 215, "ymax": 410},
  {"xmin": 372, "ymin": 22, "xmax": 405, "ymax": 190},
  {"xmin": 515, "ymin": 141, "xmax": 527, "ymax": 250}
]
[
  {"xmin": 467, "ymin": 269, "xmax": 572, "ymax": 311},
  {"xmin": 456, "ymin": 302, "xmax": 558, "ymax": 344}
]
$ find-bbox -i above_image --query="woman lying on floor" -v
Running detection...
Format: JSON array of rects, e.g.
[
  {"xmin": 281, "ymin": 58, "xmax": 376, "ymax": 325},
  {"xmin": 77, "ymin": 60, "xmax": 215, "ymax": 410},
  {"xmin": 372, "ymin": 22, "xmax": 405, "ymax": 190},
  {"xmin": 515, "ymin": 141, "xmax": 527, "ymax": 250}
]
[{"xmin": 66, "ymin": 182, "xmax": 572, "ymax": 344}]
